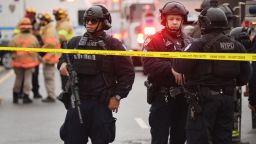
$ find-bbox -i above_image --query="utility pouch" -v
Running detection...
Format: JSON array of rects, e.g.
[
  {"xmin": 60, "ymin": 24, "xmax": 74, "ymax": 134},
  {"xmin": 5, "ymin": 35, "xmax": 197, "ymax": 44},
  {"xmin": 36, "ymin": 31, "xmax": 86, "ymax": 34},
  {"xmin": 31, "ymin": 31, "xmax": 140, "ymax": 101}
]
[
  {"xmin": 144, "ymin": 80, "xmax": 155, "ymax": 104},
  {"xmin": 57, "ymin": 91, "xmax": 71, "ymax": 110},
  {"xmin": 104, "ymin": 117, "xmax": 116, "ymax": 143}
]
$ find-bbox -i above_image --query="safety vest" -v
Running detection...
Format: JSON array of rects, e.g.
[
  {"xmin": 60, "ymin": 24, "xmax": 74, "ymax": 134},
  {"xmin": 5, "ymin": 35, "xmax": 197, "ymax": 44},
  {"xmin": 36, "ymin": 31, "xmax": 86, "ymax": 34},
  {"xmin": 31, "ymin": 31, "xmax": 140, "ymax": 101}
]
[
  {"xmin": 9, "ymin": 33, "xmax": 40, "ymax": 68},
  {"xmin": 56, "ymin": 19, "xmax": 73, "ymax": 42},
  {"xmin": 40, "ymin": 23, "xmax": 61, "ymax": 64}
]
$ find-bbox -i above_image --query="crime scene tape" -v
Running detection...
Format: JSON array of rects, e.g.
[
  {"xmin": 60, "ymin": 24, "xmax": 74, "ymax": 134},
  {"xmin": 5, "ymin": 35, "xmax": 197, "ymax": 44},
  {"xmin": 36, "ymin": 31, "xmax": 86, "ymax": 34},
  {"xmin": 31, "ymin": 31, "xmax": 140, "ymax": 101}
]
[{"xmin": 1, "ymin": 47, "xmax": 256, "ymax": 61}]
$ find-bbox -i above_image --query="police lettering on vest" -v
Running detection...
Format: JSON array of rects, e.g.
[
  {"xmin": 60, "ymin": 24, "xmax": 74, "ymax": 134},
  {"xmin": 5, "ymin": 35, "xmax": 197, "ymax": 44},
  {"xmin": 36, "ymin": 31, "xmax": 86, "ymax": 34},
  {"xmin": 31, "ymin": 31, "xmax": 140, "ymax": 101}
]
[{"xmin": 203, "ymin": 34, "xmax": 241, "ymax": 79}]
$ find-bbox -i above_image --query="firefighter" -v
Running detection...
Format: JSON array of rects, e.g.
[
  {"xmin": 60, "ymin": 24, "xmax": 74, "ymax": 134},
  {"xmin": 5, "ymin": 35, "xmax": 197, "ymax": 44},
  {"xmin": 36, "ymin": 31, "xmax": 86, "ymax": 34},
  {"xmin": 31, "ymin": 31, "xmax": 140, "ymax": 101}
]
[
  {"xmin": 13, "ymin": 7, "xmax": 43, "ymax": 99},
  {"xmin": 8, "ymin": 18, "xmax": 40, "ymax": 104},
  {"xmin": 25, "ymin": 7, "xmax": 44, "ymax": 99},
  {"xmin": 53, "ymin": 8, "xmax": 74, "ymax": 91},
  {"xmin": 38, "ymin": 12, "xmax": 60, "ymax": 103},
  {"xmin": 142, "ymin": 1, "xmax": 192, "ymax": 143}
]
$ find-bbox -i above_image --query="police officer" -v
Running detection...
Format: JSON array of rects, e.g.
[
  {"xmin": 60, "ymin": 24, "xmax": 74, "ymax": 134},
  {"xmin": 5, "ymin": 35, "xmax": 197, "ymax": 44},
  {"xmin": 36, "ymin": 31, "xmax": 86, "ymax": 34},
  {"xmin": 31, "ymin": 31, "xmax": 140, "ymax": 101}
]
[
  {"xmin": 142, "ymin": 2, "xmax": 192, "ymax": 144},
  {"xmin": 172, "ymin": 8, "xmax": 252, "ymax": 144},
  {"xmin": 58, "ymin": 5, "xmax": 135, "ymax": 144},
  {"xmin": 191, "ymin": 0, "xmax": 218, "ymax": 38}
]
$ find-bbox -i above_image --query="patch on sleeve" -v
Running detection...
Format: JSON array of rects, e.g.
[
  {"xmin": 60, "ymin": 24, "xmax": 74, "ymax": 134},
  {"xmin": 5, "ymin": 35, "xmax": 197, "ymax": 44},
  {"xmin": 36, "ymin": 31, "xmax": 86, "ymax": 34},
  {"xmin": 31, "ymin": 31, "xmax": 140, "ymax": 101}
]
[
  {"xmin": 122, "ymin": 44, "xmax": 127, "ymax": 50},
  {"xmin": 143, "ymin": 37, "xmax": 152, "ymax": 47},
  {"xmin": 184, "ymin": 44, "xmax": 192, "ymax": 51}
]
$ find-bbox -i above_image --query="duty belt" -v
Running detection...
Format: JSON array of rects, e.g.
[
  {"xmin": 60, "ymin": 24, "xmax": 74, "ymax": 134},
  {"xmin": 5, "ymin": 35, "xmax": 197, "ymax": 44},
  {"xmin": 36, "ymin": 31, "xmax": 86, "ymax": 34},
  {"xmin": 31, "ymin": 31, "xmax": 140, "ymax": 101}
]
[
  {"xmin": 201, "ymin": 87, "xmax": 235, "ymax": 96},
  {"xmin": 159, "ymin": 86, "xmax": 183, "ymax": 103}
]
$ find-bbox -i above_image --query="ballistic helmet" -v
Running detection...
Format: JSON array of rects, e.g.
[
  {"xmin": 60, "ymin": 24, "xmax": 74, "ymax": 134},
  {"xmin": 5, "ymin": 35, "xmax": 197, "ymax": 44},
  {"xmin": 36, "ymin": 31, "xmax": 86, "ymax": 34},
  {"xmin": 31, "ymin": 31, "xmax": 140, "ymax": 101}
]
[
  {"xmin": 199, "ymin": 7, "xmax": 228, "ymax": 34},
  {"xmin": 83, "ymin": 5, "xmax": 111, "ymax": 30},
  {"xmin": 230, "ymin": 27, "xmax": 251, "ymax": 49},
  {"xmin": 159, "ymin": 1, "xmax": 188, "ymax": 26},
  {"xmin": 195, "ymin": 0, "xmax": 218, "ymax": 12}
]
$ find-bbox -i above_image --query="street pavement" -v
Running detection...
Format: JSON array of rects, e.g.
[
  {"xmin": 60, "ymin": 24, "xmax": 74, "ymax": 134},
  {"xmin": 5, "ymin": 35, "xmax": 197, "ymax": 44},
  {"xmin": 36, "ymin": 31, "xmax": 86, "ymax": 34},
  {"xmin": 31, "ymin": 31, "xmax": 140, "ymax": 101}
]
[{"xmin": 0, "ymin": 67, "xmax": 255, "ymax": 144}]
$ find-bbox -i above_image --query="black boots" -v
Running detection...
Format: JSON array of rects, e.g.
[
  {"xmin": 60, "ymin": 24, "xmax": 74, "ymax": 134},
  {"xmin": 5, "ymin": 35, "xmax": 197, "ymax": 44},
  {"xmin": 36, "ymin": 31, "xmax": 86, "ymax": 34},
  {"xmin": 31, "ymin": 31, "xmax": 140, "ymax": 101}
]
[
  {"xmin": 13, "ymin": 92, "xmax": 19, "ymax": 104},
  {"xmin": 13, "ymin": 92, "xmax": 32, "ymax": 104},
  {"xmin": 33, "ymin": 92, "xmax": 42, "ymax": 99},
  {"xmin": 23, "ymin": 94, "xmax": 32, "ymax": 104}
]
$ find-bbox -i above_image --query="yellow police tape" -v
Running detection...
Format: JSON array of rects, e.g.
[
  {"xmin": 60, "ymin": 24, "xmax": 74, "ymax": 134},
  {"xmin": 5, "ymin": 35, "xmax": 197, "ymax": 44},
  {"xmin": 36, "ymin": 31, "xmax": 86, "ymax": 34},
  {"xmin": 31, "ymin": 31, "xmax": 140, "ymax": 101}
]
[{"xmin": 1, "ymin": 47, "xmax": 256, "ymax": 61}]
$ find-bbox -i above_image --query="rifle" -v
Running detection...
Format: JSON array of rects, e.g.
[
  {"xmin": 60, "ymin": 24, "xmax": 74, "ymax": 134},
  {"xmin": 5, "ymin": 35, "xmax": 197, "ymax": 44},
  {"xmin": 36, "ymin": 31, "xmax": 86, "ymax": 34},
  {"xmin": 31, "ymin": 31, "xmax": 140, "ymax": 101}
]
[
  {"xmin": 181, "ymin": 75, "xmax": 202, "ymax": 120},
  {"xmin": 62, "ymin": 41, "xmax": 83, "ymax": 124}
]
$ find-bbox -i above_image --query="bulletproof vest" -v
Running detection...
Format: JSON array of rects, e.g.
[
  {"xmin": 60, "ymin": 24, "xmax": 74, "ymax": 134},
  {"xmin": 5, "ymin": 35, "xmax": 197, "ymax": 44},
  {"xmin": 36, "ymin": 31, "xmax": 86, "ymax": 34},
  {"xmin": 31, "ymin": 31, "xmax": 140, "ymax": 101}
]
[
  {"xmin": 198, "ymin": 33, "xmax": 241, "ymax": 80},
  {"xmin": 72, "ymin": 34, "xmax": 114, "ymax": 75}
]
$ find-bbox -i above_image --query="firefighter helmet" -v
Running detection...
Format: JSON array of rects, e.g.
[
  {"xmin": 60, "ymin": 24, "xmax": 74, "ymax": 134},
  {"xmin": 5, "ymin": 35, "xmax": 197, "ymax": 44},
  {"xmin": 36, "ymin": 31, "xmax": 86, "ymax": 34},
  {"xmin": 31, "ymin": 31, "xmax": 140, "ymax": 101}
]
[
  {"xmin": 53, "ymin": 8, "xmax": 68, "ymax": 21},
  {"xmin": 18, "ymin": 18, "xmax": 32, "ymax": 29},
  {"xmin": 38, "ymin": 12, "xmax": 53, "ymax": 23},
  {"xmin": 83, "ymin": 5, "xmax": 112, "ymax": 30},
  {"xmin": 159, "ymin": 1, "xmax": 188, "ymax": 26},
  {"xmin": 25, "ymin": 7, "xmax": 36, "ymax": 18},
  {"xmin": 198, "ymin": 7, "xmax": 228, "ymax": 34},
  {"xmin": 195, "ymin": 0, "xmax": 218, "ymax": 12}
]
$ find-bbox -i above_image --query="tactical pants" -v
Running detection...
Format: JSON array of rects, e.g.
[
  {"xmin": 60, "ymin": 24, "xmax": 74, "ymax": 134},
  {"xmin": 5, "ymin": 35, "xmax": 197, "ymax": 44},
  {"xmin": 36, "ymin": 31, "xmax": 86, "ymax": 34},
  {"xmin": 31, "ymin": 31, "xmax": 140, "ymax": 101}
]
[
  {"xmin": 60, "ymin": 99, "xmax": 116, "ymax": 144},
  {"xmin": 149, "ymin": 95, "xmax": 188, "ymax": 144},
  {"xmin": 32, "ymin": 65, "xmax": 40, "ymax": 94},
  {"xmin": 249, "ymin": 62, "xmax": 256, "ymax": 101},
  {"xmin": 43, "ymin": 63, "xmax": 55, "ymax": 98},
  {"xmin": 186, "ymin": 89, "xmax": 233, "ymax": 144},
  {"xmin": 13, "ymin": 68, "xmax": 33, "ymax": 95}
]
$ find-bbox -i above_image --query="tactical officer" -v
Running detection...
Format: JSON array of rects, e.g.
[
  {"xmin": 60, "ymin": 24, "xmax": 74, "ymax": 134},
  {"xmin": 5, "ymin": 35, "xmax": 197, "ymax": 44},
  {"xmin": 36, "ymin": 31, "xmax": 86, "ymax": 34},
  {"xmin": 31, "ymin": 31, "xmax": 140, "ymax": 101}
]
[
  {"xmin": 172, "ymin": 8, "xmax": 252, "ymax": 144},
  {"xmin": 191, "ymin": 0, "xmax": 218, "ymax": 38},
  {"xmin": 231, "ymin": 27, "xmax": 256, "ymax": 113},
  {"xmin": 58, "ymin": 5, "xmax": 135, "ymax": 144},
  {"xmin": 142, "ymin": 2, "xmax": 192, "ymax": 144}
]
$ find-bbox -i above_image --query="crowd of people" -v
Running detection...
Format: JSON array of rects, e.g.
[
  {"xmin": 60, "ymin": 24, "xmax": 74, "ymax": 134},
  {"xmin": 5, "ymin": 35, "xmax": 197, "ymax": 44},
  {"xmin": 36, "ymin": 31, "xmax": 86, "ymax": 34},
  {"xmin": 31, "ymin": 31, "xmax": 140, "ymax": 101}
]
[{"xmin": 9, "ymin": 7, "xmax": 73, "ymax": 104}]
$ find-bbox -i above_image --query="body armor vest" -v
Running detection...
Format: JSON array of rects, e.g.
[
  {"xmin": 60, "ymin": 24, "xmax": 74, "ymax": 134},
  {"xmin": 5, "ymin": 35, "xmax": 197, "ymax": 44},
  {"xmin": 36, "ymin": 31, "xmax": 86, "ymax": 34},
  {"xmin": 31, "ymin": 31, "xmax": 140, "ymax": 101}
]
[{"xmin": 72, "ymin": 34, "xmax": 114, "ymax": 76}]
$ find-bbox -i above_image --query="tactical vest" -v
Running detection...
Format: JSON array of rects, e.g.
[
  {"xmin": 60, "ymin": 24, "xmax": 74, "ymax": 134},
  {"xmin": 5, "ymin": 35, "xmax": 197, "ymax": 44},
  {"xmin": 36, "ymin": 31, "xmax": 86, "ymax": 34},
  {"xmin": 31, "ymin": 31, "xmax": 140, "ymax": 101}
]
[
  {"xmin": 197, "ymin": 33, "xmax": 241, "ymax": 83},
  {"xmin": 72, "ymin": 35, "xmax": 114, "ymax": 76}
]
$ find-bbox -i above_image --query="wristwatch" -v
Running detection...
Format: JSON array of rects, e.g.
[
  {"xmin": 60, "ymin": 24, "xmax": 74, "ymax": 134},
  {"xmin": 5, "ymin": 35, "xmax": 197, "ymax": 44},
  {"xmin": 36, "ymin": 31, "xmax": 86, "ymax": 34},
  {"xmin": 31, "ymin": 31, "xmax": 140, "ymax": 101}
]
[{"xmin": 115, "ymin": 95, "xmax": 121, "ymax": 101}]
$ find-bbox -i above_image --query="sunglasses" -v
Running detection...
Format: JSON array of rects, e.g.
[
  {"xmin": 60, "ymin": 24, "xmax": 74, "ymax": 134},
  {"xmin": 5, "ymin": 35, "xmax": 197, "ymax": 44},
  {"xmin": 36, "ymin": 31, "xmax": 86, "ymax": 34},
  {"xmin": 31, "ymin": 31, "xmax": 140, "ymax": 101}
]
[{"xmin": 85, "ymin": 18, "xmax": 99, "ymax": 25}]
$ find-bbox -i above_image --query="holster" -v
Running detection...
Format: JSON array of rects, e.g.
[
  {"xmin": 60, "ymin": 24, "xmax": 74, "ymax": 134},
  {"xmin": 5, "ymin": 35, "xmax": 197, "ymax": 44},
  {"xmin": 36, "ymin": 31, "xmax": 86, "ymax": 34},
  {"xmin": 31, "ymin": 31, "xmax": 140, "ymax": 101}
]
[
  {"xmin": 57, "ymin": 91, "xmax": 71, "ymax": 110},
  {"xmin": 145, "ymin": 80, "xmax": 155, "ymax": 104}
]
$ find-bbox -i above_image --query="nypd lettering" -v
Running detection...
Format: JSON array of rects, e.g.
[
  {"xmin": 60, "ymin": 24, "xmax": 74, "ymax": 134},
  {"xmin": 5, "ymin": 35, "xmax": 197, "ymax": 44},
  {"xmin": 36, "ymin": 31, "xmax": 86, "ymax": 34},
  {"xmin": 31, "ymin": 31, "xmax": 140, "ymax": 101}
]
[
  {"xmin": 74, "ymin": 54, "xmax": 96, "ymax": 60},
  {"xmin": 220, "ymin": 42, "xmax": 234, "ymax": 50}
]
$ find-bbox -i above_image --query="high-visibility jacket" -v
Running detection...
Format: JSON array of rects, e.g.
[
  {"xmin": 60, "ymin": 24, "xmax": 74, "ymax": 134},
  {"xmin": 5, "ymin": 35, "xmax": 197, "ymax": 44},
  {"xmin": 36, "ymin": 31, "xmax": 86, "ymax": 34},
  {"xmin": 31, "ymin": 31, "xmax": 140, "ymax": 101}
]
[
  {"xmin": 56, "ymin": 18, "xmax": 74, "ymax": 42},
  {"xmin": 9, "ymin": 33, "xmax": 40, "ymax": 68},
  {"xmin": 40, "ymin": 23, "xmax": 60, "ymax": 64}
]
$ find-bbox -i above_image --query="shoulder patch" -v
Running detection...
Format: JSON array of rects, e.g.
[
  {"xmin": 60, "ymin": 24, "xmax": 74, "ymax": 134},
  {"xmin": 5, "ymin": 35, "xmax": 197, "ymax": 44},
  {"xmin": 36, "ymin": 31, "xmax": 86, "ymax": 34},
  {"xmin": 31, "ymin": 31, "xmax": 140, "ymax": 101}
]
[{"xmin": 184, "ymin": 44, "xmax": 192, "ymax": 51}]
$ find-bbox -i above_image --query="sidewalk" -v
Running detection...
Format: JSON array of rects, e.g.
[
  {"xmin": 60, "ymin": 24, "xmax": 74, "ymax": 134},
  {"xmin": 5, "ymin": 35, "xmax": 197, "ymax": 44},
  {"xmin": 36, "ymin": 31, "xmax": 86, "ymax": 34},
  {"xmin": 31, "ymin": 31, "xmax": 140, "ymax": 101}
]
[{"xmin": 0, "ymin": 66, "xmax": 5, "ymax": 73}]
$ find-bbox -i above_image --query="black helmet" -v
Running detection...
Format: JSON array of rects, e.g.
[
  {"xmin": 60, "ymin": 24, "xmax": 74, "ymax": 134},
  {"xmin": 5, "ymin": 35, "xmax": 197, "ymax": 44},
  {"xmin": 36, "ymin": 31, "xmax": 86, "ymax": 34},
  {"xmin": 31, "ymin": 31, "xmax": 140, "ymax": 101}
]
[
  {"xmin": 199, "ymin": 8, "xmax": 228, "ymax": 34},
  {"xmin": 218, "ymin": 4, "xmax": 234, "ymax": 20},
  {"xmin": 195, "ymin": 0, "xmax": 218, "ymax": 12},
  {"xmin": 83, "ymin": 5, "xmax": 111, "ymax": 30},
  {"xmin": 230, "ymin": 27, "xmax": 251, "ymax": 49},
  {"xmin": 159, "ymin": 1, "xmax": 188, "ymax": 26}
]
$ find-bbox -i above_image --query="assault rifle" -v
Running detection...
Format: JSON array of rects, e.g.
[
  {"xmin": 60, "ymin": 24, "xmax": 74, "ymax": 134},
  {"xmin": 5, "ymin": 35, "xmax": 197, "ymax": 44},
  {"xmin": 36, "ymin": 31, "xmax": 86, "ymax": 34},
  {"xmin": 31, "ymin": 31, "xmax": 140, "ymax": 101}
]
[{"xmin": 60, "ymin": 41, "xmax": 83, "ymax": 124}]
